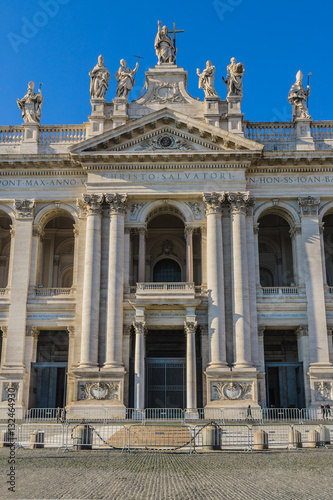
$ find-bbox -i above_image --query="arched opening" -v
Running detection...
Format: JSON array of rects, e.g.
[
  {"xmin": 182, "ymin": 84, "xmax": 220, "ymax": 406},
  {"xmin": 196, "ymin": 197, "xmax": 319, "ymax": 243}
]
[
  {"xmin": 0, "ymin": 212, "xmax": 12, "ymax": 288},
  {"xmin": 323, "ymin": 213, "xmax": 333, "ymax": 286},
  {"xmin": 258, "ymin": 214, "xmax": 294, "ymax": 286},
  {"xmin": 38, "ymin": 214, "xmax": 75, "ymax": 288},
  {"xmin": 153, "ymin": 258, "xmax": 182, "ymax": 282}
]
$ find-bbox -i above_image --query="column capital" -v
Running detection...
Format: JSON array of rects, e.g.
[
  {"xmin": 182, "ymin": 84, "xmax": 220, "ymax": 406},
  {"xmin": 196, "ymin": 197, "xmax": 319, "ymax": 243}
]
[
  {"xmin": 67, "ymin": 326, "xmax": 75, "ymax": 338},
  {"xmin": 138, "ymin": 226, "xmax": 147, "ymax": 236},
  {"xmin": 289, "ymin": 224, "xmax": 302, "ymax": 239},
  {"xmin": 200, "ymin": 225, "xmax": 207, "ymax": 235},
  {"xmin": 78, "ymin": 194, "xmax": 103, "ymax": 215},
  {"xmin": 73, "ymin": 224, "xmax": 79, "ymax": 237},
  {"xmin": 298, "ymin": 196, "xmax": 320, "ymax": 216},
  {"xmin": 227, "ymin": 192, "xmax": 250, "ymax": 214},
  {"xmin": 14, "ymin": 199, "xmax": 35, "ymax": 220},
  {"xmin": 133, "ymin": 321, "xmax": 147, "ymax": 335},
  {"xmin": 1, "ymin": 326, "xmax": 8, "ymax": 338},
  {"xmin": 253, "ymin": 223, "xmax": 260, "ymax": 235},
  {"xmin": 184, "ymin": 225, "xmax": 194, "ymax": 237},
  {"xmin": 105, "ymin": 193, "xmax": 127, "ymax": 215},
  {"xmin": 296, "ymin": 325, "xmax": 308, "ymax": 338},
  {"xmin": 32, "ymin": 226, "xmax": 45, "ymax": 240},
  {"xmin": 184, "ymin": 321, "xmax": 197, "ymax": 335},
  {"xmin": 26, "ymin": 326, "xmax": 40, "ymax": 338},
  {"xmin": 124, "ymin": 227, "xmax": 131, "ymax": 235},
  {"xmin": 258, "ymin": 325, "xmax": 265, "ymax": 337},
  {"xmin": 203, "ymin": 192, "xmax": 225, "ymax": 215}
]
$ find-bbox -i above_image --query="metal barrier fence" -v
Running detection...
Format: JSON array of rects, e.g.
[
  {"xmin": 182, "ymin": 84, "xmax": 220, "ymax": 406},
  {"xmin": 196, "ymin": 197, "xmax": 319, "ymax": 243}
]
[
  {"xmin": 1, "ymin": 407, "xmax": 332, "ymax": 424},
  {"xmin": 0, "ymin": 423, "xmax": 332, "ymax": 452}
]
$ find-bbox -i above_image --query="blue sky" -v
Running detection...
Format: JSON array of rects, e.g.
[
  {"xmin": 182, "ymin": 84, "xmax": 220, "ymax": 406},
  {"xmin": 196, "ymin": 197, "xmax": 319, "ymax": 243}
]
[{"xmin": 1, "ymin": 0, "xmax": 332, "ymax": 125}]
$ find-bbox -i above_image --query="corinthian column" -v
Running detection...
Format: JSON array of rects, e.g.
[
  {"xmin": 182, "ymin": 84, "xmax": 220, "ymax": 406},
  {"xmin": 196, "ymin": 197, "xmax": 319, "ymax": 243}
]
[
  {"xmin": 78, "ymin": 194, "xmax": 103, "ymax": 368},
  {"xmin": 203, "ymin": 192, "xmax": 227, "ymax": 370},
  {"xmin": 184, "ymin": 321, "xmax": 197, "ymax": 409},
  {"xmin": 104, "ymin": 193, "xmax": 127, "ymax": 369},
  {"xmin": 228, "ymin": 192, "xmax": 252, "ymax": 368},
  {"xmin": 299, "ymin": 197, "xmax": 331, "ymax": 368},
  {"xmin": 138, "ymin": 227, "xmax": 146, "ymax": 283}
]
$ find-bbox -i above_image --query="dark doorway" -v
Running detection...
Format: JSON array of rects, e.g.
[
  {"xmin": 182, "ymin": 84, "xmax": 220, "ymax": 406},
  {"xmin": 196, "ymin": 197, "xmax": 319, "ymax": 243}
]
[{"xmin": 30, "ymin": 330, "xmax": 68, "ymax": 408}]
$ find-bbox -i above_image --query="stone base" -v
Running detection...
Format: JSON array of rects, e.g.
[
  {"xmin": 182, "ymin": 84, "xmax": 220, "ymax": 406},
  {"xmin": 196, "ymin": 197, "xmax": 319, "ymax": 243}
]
[
  {"xmin": 205, "ymin": 370, "xmax": 260, "ymax": 408},
  {"xmin": 70, "ymin": 369, "xmax": 125, "ymax": 408}
]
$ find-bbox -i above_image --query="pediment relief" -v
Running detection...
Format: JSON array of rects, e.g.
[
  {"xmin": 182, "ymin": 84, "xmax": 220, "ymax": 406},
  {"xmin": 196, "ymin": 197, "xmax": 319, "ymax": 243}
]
[{"xmin": 69, "ymin": 108, "xmax": 264, "ymax": 155}]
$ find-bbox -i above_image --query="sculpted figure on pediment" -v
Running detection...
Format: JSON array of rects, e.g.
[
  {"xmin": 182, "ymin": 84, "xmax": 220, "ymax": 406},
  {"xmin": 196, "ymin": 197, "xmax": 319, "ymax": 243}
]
[
  {"xmin": 155, "ymin": 21, "xmax": 176, "ymax": 64},
  {"xmin": 89, "ymin": 55, "xmax": 110, "ymax": 99},
  {"xmin": 223, "ymin": 57, "xmax": 244, "ymax": 98},
  {"xmin": 197, "ymin": 61, "xmax": 219, "ymax": 98},
  {"xmin": 115, "ymin": 59, "xmax": 139, "ymax": 98},
  {"xmin": 17, "ymin": 81, "xmax": 43, "ymax": 123}
]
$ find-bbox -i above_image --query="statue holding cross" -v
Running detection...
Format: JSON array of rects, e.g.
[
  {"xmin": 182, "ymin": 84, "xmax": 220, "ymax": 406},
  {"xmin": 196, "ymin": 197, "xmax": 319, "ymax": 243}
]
[{"xmin": 154, "ymin": 21, "xmax": 184, "ymax": 64}]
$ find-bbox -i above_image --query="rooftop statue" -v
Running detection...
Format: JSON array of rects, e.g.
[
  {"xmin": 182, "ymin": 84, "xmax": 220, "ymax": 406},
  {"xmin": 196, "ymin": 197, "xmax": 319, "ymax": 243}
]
[
  {"xmin": 223, "ymin": 57, "xmax": 245, "ymax": 98},
  {"xmin": 89, "ymin": 55, "xmax": 110, "ymax": 99},
  {"xmin": 197, "ymin": 61, "xmax": 219, "ymax": 98},
  {"xmin": 155, "ymin": 20, "xmax": 176, "ymax": 64},
  {"xmin": 17, "ymin": 81, "xmax": 43, "ymax": 124},
  {"xmin": 288, "ymin": 70, "xmax": 311, "ymax": 120},
  {"xmin": 115, "ymin": 59, "xmax": 139, "ymax": 98}
]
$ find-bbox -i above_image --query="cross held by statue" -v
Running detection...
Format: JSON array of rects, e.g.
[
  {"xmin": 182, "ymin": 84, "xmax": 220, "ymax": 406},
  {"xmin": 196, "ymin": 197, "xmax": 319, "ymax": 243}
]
[{"xmin": 158, "ymin": 21, "xmax": 184, "ymax": 49}]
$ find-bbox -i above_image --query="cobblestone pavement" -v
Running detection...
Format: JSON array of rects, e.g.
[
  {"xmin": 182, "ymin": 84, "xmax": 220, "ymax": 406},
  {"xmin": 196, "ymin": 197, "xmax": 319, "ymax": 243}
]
[{"xmin": 1, "ymin": 447, "xmax": 333, "ymax": 500}]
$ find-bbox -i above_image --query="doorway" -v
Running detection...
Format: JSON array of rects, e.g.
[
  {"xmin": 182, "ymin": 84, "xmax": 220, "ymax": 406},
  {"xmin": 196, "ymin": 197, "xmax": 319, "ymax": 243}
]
[{"xmin": 266, "ymin": 362, "xmax": 304, "ymax": 409}]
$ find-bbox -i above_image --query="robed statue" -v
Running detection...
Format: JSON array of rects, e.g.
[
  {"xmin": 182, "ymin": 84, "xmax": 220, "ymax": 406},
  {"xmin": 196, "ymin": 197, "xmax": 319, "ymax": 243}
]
[
  {"xmin": 89, "ymin": 55, "xmax": 110, "ymax": 99},
  {"xmin": 155, "ymin": 21, "xmax": 176, "ymax": 64},
  {"xmin": 223, "ymin": 57, "xmax": 245, "ymax": 98},
  {"xmin": 17, "ymin": 81, "xmax": 43, "ymax": 123},
  {"xmin": 197, "ymin": 61, "xmax": 219, "ymax": 97},
  {"xmin": 288, "ymin": 70, "xmax": 311, "ymax": 120},
  {"xmin": 115, "ymin": 59, "xmax": 139, "ymax": 98}
]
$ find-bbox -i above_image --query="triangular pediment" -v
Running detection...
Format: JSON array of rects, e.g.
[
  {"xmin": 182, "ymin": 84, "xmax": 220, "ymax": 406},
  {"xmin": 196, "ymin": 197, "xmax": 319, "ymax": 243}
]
[{"xmin": 69, "ymin": 108, "xmax": 263, "ymax": 156}]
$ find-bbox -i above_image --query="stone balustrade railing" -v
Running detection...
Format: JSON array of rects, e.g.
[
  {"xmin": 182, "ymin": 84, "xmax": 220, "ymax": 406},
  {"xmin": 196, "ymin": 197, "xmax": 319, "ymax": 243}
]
[
  {"xmin": 38, "ymin": 125, "xmax": 87, "ymax": 143},
  {"xmin": 137, "ymin": 282, "xmax": 194, "ymax": 292},
  {"xmin": 0, "ymin": 288, "xmax": 10, "ymax": 296},
  {"xmin": 246, "ymin": 122, "xmax": 295, "ymax": 141},
  {"xmin": 0, "ymin": 126, "xmax": 24, "ymax": 143},
  {"xmin": 0, "ymin": 125, "xmax": 86, "ymax": 143},
  {"xmin": 259, "ymin": 286, "xmax": 305, "ymax": 295},
  {"xmin": 34, "ymin": 287, "xmax": 75, "ymax": 296}
]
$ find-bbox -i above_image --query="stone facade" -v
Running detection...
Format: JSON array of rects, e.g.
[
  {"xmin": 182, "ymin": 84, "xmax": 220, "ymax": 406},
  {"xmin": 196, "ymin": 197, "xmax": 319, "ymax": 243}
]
[{"xmin": 0, "ymin": 27, "xmax": 333, "ymax": 413}]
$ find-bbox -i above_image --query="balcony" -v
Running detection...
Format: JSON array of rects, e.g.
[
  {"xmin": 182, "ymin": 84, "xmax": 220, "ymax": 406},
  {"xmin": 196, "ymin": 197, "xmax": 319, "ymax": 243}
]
[
  {"xmin": 131, "ymin": 282, "xmax": 199, "ymax": 306},
  {"xmin": 34, "ymin": 287, "xmax": 76, "ymax": 297}
]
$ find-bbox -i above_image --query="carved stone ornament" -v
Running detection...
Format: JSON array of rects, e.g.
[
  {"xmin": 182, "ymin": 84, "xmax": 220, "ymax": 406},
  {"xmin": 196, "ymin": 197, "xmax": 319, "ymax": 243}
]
[
  {"xmin": 105, "ymin": 193, "xmax": 127, "ymax": 215},
  {"xmin": 155, "ymin": 21, "xmax": 177, "ymax": 64},
  {"xmin": 78, "ymin": 381, "xmax": 119, "ymax": 401},
  {"xmin": 14, "ymin": 199, "xmax": 35, "ymax": 219},
  {"xmin": 130, "ymin": 203, "xmax": 145, "ymax": 218},
  {"xmin": 3, "ymin": 382, "xmax": 19, "ymax": 401},
  {"xmin": 203, "ymin": 192, "xmax": 225, "ymax": 215},
  {"xmin": 315, "ymin": 382, "xmax": 332, "ymax": 401},
  {"xmin": 135, "ymin": 133, "xmax": 192, "ymax": 151},
  {"xmin": 133, "ymin": 321, "xmax": 147, "ymax": 335},
  {"xmin": 296, "ymin": 325, "xmax": 308, "ymax": 338},
  {"xmin": 1, "ymin": 326, "xmax": 8, "ymax": 338},
  {"xmin": 187, "ymin": 202, "xmax": 202, "ymax": 218},
  {"xmin": 79, "ymin": 194, "xmax": 103, "ymax": 215},
  {"xmin": 115, "ymin": 59, "xmax": 139, "ymax": 98},
  {"xmin": 26, "ymin": 326, "xmax": 39, "ymax": 338},
  {"xmin": 150, "ymin": 83, "xmax": 185, "ymax": 104},
  {"xmin": 184, "ymin": 321, "xmax": 197, "ymax": 335},
  {"xmin": 161, "ymin": 239, "xmax": 174, "ymax": 255},
  {"xmin": 227, "ymin": 192, "xmax": 250, "ymax": 214},
  {"xmin": 298, "ymin": 196, "xmax": 320, "ymax": 216},
  {"xmin": 211, "ymin": 381, "xmax": 253, "ymax": 401}
]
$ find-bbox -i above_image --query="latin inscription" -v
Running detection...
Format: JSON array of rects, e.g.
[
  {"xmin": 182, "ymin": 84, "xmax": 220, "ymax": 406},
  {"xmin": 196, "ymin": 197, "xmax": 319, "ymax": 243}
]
[
  {"xmin": 248, "ymin": 175, "xmax": 333, "ymax": 185},
  {"xmin": 0, "ymin": 178, "xmax": 86, "ymax": 188}
]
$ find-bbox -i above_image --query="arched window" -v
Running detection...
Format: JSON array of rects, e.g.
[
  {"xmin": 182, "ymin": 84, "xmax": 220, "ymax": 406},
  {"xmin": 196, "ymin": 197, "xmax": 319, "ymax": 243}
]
[{"xmin": 153, "ymin": 259, "xmax": 182, "ymax": 282}]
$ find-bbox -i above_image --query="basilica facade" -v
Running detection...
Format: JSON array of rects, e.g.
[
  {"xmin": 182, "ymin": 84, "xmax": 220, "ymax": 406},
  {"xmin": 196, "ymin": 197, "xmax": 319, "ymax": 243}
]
[{"xmin": 0, "ymin": 28, "xmax": 333, "ymax": 415}]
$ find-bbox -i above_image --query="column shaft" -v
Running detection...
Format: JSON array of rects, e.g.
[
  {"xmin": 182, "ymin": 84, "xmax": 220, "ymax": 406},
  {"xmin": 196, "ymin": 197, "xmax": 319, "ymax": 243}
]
[
  {"xmin": 104, "ymin": 193, "xmax": 127, "ymax": 368},
  {"xmin": 185, "ymin": 227, "xmax": 194, "ymax": 282},
  {"xmin": 185, "ymin": 322, "xmax": 197, "ymax": 409},
  {"xmin": 124, "ymin": 228, "xmax": 130, "ymax": 286},
  {"xmin": 204, "ymin": 193, "xmax": 227, "ymax": 369},
  {"xmin": 229, "ymin": 193, "xmax": 252, "ymax": 368},
  {"xmin": 79, "ymin": 195, "xmax": 103, "ymax": 368},
  {"xmin": 134, "ymin": 322, "xmax": 145, "ymax": 409}
]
